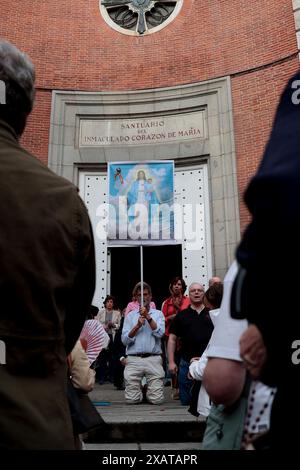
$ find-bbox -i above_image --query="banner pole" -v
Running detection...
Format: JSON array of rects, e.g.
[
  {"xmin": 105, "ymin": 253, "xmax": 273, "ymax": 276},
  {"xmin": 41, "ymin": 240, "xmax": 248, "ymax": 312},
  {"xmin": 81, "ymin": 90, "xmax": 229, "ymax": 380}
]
[{"xmin": 140, "ymin": 245, "xmax": 144, "ymax": 307}]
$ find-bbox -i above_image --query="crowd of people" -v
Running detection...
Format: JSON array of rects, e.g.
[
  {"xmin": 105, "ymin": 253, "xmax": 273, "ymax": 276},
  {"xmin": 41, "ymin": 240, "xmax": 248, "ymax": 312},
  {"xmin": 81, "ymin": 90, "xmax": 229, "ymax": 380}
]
[
  {"xmin": 1, "ymin": 39, "xmax": 298, "ymax": 451},
  {"xmin": 77, "ymin": 277, "xmax": 219, "ymax": 410}
]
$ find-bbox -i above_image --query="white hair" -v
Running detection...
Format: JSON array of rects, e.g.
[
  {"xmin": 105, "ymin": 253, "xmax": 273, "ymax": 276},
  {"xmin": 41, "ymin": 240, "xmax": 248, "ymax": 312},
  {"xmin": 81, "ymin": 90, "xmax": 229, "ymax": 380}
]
[
  {"xmin": 0, "ymin": 40, "xmax": 35, "ymax": 109},
  {"xmin": 189, "ymin": 282, "xmax": 204, "ymax": 292}
]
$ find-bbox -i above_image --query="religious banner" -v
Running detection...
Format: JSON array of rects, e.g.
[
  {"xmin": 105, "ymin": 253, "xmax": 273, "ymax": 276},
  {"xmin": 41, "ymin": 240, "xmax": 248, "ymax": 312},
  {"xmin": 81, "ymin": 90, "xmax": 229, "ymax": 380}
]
[{"xmin": 107, "ymin": 161, "xmax": 174, "ymax": 245}]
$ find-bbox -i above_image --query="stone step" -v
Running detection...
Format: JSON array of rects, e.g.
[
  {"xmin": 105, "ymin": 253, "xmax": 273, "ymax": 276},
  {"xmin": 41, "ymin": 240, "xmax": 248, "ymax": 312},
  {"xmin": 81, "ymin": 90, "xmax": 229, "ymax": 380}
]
[
  {"xmin": 84, "ymin": 383, "xmax": 206, "ymax": 444},
  {"xmin": 84, "ymin": 442, "xmax": 202, "ymax": 450},
  {"xmin": 85, "ymin": 418, "xmax": 205, "ymax": 444}
]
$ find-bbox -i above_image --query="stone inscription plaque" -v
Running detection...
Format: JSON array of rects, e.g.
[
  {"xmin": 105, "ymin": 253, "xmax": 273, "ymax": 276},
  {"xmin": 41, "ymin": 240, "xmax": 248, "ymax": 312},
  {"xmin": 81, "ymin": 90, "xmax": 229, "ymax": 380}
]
[{"xmin": 79, "ymin": 111, "xmax": 206, "ymax": 147}]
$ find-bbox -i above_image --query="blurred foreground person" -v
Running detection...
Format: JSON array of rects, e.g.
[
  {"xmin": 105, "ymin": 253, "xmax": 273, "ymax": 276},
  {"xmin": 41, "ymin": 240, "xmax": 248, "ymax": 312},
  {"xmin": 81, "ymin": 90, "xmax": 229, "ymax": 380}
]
[
  {"xmin": 231, "ymin": 70, "xmax": 300, "ymax": 449},
  {"xmin": 0, "ymin": 41, "xmax": 95, "ymax": 449},
  {"xmin": 203, "ymin": 263, "xmax": 275, "ymax": 450},
  {"xmin": 68, "ymin": 340, "xmax": 96, "ymax": 449}
]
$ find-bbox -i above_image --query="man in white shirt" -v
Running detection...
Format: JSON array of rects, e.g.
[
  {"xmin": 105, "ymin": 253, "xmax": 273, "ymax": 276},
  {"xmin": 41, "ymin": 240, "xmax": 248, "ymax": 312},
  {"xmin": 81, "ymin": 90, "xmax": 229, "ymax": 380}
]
[{"xmin": 203, "ymin": 262, "xmax": 275, "ymax": 449}]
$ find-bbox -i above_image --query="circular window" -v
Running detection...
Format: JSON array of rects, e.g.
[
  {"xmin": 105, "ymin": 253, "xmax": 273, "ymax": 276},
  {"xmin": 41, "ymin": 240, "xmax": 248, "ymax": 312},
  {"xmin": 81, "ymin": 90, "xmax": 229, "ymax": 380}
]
[{"xmin": 100, "ymin": 1, "xmax": 183, "ymax": 36}]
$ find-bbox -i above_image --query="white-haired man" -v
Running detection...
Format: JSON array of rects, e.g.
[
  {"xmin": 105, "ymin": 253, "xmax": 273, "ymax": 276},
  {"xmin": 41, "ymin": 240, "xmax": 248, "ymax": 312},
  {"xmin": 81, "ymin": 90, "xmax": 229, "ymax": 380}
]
[
  {"xmin": 0, "ymin": 41, "xmax": 95, "ymax": 449},
  {"xmin": 168, "ymin": 282, "xmax": 214, "ymax": 406}
]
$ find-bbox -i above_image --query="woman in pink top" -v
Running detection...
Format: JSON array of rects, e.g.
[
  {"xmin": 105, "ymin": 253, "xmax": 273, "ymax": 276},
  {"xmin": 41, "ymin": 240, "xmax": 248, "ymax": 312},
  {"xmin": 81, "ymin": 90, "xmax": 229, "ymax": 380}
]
[{"xmin": 125, "ymin": 281, "xmax": 156, "ymax": 316}]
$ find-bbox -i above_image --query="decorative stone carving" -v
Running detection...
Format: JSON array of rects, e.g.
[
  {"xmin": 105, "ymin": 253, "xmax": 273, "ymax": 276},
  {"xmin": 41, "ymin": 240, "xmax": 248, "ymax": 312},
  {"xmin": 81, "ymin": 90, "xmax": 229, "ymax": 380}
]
[{"xmin": 100, "ymin": 0, "xmax": 183, "ymax": 35}]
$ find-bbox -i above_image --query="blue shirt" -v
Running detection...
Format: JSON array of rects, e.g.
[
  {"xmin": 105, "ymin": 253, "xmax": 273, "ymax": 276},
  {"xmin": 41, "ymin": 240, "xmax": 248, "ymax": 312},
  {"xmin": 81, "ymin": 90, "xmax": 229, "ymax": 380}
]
[{"xmin": 121, "ymin": 309, "xmax": 165, "ymax": 355}]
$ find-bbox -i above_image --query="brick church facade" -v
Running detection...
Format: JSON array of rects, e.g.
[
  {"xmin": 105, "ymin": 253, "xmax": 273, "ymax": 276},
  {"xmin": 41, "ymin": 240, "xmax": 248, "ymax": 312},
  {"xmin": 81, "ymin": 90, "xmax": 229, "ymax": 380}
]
[{"xmin": 1, "ymin": 1, "xmax": 300, "ymax": 304}]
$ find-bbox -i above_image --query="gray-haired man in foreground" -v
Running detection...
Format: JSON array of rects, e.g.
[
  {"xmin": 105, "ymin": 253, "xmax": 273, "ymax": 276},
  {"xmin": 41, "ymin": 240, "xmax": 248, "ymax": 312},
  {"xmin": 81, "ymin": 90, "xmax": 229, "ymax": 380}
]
[{"xmin": 0, "ymin": 40, "xmax": 95, "ymax": 449}]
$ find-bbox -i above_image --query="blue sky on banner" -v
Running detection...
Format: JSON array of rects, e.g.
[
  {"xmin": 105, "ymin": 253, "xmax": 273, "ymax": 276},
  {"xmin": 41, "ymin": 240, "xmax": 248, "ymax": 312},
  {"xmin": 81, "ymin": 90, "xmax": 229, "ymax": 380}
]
[{"xmin": 108, "ymin": 161, "xmax": 174, "ymax": 244}]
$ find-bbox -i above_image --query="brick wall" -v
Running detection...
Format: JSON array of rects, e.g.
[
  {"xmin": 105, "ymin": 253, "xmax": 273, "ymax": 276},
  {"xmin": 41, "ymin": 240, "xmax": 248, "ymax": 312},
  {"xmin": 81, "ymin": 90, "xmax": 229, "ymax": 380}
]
[
  {"xmin": 232, "ymin": 57, "xmax": 300, "ymax": 230},
  {"xmin": 20, "ymin": 91, "xmax": 52, "ymax": 166},
  {"xmin": 1, "ymin": 0, "xmax": 299, "ymax": 229}
]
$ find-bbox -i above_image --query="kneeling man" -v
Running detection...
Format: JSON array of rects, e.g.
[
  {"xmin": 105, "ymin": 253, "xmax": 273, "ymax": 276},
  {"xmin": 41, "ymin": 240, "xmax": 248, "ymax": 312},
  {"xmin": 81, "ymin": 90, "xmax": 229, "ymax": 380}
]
[{"xmin": 122, "ymin": 282, "xmax": 165, "ymax": 404}]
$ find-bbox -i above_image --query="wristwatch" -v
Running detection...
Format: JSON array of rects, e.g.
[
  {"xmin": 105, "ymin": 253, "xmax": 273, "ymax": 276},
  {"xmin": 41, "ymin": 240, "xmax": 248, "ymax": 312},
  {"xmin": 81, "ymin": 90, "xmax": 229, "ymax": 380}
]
[{"xmin": 147, "ymin": 316, "xmax": 153, "ymax": 323}]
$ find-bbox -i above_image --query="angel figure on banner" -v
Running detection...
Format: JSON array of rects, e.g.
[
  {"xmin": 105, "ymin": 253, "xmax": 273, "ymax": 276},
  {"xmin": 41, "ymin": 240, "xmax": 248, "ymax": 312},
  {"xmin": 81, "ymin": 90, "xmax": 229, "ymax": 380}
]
[{"xmin": 114, "ymin": 167, "xmax": 124, "ymax": 185}]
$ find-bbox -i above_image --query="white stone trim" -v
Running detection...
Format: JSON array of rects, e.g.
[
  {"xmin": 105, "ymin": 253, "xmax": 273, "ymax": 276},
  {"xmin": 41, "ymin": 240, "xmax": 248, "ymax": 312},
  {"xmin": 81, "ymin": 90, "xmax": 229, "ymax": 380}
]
[{"xmin": 48, "ymin": 77, "xmax": 239, "ymax": 278}]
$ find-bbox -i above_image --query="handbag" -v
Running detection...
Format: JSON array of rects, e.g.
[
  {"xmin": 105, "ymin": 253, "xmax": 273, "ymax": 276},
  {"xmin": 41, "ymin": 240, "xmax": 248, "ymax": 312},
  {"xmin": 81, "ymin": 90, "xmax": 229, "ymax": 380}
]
[
  {"xmin": 202, "ymin": 376, "xmax": 251, "ymax": 450},
  {"xmin": 67, "ymin": 377, "xmax": 106, "ymax": 435}
]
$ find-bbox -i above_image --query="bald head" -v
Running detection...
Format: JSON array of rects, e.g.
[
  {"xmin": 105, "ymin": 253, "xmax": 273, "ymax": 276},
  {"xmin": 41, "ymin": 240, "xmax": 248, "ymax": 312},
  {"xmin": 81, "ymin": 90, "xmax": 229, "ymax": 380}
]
[{"xmin": 209, "ymin": 276, "xmax": 222, "ymax": 287}]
